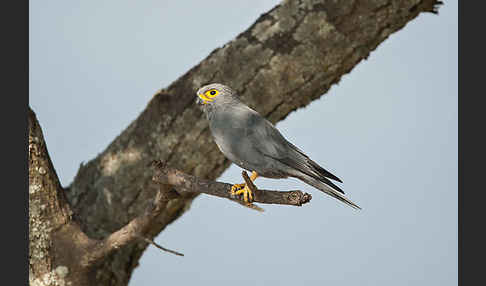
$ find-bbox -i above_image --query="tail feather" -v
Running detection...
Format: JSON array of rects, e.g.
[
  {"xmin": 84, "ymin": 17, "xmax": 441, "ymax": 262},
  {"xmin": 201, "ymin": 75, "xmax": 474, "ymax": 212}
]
[
  {"xmin": 297, "ymin": 173, "xmax": 361, "ymax": 210},
  {"xmin": 286, "ymin": 142, "xmax": 343, "ymax": 183},
  {"xmin": 308, "ymin": 159, "xmax": 343, "ymax": 183}
]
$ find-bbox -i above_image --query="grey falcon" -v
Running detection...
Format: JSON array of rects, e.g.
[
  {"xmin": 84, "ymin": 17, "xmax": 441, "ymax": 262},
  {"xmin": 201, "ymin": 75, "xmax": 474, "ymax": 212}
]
[{"xmin": 196, "ymin": 83, "xmax": 360, "ymax": 209}]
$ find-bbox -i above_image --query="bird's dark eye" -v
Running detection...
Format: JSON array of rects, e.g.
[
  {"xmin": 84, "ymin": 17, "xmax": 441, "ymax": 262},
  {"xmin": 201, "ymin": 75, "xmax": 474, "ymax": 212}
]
[{"xmin": 206, "ymin": 89, "xmax": 219, "ymax": 98}]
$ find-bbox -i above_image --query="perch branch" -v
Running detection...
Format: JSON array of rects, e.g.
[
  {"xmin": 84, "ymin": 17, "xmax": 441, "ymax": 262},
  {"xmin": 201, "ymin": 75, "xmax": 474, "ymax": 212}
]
[
  {"xmin": 82, "ymin": 154, "xmax": 316, "ymax": 265},
  {"xmin": 150, "ymin": 160, "xmax": 312, "ymax": 207},
  {"xmin": 82, "ymin": 156, "xmax": 315, "ymax": 265}
]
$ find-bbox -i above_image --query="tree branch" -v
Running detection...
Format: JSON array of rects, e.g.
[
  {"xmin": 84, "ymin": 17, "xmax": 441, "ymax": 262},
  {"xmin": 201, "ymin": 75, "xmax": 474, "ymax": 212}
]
[
  {"xmin": 82, "ymin": 155, "xmax": 319, "ymax": 265},
  {"xmin": 82, "ymin": 156, "xmax": 315, "ymax": 262},
  {"xmin": 150, "ymin": 160, "xmax": 312, "ymax": 207},
  {"xmin": 55, "ymin": 1, "xmax": 443, "ymax": 284}
]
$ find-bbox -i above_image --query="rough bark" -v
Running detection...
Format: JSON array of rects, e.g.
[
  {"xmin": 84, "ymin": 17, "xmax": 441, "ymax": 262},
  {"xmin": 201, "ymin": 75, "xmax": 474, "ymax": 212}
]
[
  {"xmin": 29, "ymin": 0, "xmax": 442, "ymax": 285},
  {"xmin": 29, "ymin": 108, "xmax": 90, "ymax": 286}
]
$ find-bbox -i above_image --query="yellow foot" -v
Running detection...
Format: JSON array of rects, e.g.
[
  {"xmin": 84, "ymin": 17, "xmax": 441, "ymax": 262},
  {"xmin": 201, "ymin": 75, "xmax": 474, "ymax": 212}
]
[
  {"xmin": 231, "ymin": 184, "xmax": 253, "ymax": 203},
  {"xmin": 230, "ymin": 183, "xmax": 246, "ymax": 193},
  {"xmin": 230, "ymin": 171, "xmax": 259, "ymax": 203}
]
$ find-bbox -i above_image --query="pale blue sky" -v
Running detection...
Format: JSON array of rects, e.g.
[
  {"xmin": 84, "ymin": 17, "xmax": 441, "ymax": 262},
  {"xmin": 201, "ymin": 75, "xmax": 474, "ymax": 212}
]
[{"xmin": 30, "ymin": 1, "xmax": 457, "ymax": 285}]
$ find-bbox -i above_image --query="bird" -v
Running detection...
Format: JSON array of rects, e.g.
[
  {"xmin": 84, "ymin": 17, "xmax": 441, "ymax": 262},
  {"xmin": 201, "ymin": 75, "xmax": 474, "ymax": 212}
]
[{"xmin": 196, "ymin": 83, "xmax": 360, "ymax": 209}]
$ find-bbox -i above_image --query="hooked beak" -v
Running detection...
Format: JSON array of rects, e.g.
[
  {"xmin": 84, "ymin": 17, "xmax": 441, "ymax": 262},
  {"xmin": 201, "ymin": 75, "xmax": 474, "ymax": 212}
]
[{"xmin": 197, "ymin": 93, "xmax": 213, "ymax": 104}]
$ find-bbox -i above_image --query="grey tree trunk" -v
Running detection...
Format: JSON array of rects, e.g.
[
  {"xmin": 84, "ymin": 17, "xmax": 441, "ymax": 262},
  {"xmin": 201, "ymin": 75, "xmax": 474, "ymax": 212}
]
[{"xmin": 29, "ymin": 0, "xmax": 441, "ymax": 285}]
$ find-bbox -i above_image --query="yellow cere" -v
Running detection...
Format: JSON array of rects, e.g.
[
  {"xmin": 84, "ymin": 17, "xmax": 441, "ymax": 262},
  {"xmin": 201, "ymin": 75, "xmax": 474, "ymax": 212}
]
[{"xmin": 198, "ymin": 89, "xmax": 219, "ymax": 104}]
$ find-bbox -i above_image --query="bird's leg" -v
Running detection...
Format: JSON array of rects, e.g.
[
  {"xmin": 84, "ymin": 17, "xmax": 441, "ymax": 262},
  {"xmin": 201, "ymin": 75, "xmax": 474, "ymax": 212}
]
[{"xmin": 231, "ymin": 171, "xmax": 259, "ymax": 203}]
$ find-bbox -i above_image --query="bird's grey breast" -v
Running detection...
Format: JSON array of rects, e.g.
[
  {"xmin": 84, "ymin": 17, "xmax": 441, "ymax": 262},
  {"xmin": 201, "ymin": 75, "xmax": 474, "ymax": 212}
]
[{"xmin": 208, "ymin": 105, "xmax": 258, "ymax": 167}]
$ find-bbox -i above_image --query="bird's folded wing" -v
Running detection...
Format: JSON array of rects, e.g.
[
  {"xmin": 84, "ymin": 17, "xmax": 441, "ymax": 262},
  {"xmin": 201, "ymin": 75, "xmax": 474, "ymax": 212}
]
[{"xmin": 247, "ymin": 111, "xmax": 344, "ymax": 191}]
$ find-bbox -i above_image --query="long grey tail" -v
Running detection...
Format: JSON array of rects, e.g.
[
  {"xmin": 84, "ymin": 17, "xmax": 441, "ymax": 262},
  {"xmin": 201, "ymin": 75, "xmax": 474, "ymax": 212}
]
[{"xmin": 296, "ymin": 173, "xmax": 361, "ymax": 210}]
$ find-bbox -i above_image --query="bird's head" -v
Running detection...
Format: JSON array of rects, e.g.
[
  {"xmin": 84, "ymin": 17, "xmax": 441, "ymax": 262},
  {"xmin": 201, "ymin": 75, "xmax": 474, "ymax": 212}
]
[{"xmin": 196, "ymin": 83, "xmax": 237, "ymax": 106}]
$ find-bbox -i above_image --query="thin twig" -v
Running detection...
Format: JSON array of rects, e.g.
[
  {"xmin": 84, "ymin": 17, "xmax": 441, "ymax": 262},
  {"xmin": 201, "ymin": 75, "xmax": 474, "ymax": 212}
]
[{"xmin": 139, "ymin": 236, "xmax": 184, "ymax": 257}]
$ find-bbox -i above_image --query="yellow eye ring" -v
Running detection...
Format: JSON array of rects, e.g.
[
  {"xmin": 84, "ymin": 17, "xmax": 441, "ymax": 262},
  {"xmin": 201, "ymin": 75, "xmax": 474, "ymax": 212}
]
[{"xmin": 205, "ymin": 89, "xmax": 219, "ymax": 98}]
